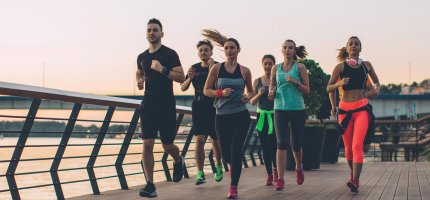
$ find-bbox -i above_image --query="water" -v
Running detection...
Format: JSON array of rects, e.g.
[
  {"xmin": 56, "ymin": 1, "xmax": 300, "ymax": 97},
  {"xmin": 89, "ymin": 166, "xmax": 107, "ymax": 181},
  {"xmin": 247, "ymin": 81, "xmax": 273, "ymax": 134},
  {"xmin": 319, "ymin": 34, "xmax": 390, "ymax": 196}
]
[{"xmin": 0, "ymin": 137, "xmax": 203, "ymax": 200}]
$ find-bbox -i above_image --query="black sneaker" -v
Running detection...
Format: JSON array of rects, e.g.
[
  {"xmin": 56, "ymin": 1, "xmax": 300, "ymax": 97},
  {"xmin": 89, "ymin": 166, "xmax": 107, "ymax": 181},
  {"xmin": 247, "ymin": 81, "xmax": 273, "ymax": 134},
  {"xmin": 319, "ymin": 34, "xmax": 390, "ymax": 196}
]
[
  {"xmin": 139, "ymin": 182, "xmax": 157, "ymax": 198},
  {"xmin": 173, "ymin": 156, "xmax": 184, "ymax": 182}
]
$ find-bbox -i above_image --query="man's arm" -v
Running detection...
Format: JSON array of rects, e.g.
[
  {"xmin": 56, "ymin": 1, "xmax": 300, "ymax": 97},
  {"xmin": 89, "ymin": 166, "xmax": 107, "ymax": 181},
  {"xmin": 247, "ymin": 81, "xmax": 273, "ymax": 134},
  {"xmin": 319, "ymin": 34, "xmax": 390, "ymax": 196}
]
[{"xmin": 136, "ymin": 69, "xmax": 144, "ymax": 90}]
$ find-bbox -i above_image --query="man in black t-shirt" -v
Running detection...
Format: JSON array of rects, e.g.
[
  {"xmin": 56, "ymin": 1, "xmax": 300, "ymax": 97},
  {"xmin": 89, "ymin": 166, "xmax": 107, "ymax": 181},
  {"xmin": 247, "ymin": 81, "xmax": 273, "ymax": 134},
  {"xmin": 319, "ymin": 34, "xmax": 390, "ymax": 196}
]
[{"xmin": 136, "ymin": 18, "xmax": 185, "ymax": 198}]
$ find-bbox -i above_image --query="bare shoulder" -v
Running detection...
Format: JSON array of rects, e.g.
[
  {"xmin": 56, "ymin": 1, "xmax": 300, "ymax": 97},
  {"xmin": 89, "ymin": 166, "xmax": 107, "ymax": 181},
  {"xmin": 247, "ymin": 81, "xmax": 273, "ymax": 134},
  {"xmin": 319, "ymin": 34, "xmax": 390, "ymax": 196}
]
[
  {"xmin": 334, "ymin": 62, "xmax": 344, "ymax": 72},
  {"xmin": 362, "ymin": 61, "xmax": 373, "ymax": 71},
  {"xmin": 242, "ymin": 66, "xmax": 251, "ymax": 74},
  {"xmin": 210, "ymin": 63, "xmax": 221, "ymax": 71},
  {"xmin": 253, "ymin": 78, "xmax": 259, "ymax": 85},
  {"xmin": 298, "ymin": 63, "xmax": 307, "ymax": 70}
]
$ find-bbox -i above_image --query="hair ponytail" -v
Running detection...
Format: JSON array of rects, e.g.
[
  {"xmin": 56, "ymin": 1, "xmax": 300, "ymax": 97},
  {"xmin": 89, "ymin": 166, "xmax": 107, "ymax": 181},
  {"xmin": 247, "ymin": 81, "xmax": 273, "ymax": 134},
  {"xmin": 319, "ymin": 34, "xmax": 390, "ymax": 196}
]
[
  {"xmin": 202, "ymin": 29, "xmax": 228, "ymax": 47},
  {"xmin": 337, "ymin": 47, "xmax": 348, "ymax": 62},
  {"xmin": 295, "ymin": 45, "xmax": 308, "ymax": 59}
]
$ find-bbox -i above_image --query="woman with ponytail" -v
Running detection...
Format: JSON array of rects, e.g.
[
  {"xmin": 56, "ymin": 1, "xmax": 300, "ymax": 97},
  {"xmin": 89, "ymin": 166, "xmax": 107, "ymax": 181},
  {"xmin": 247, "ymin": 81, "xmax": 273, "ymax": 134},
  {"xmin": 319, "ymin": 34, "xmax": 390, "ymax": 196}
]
[
  {"xmin": 326, "ymin": 36, "xmax": 380, "ymax": 193},
  {"xmin": 202, "ymin": 29, "xmax": 254, "ymax": 199},
  {"xmin": 268, "ymin": 39, "xmax": 310, "ymax": 191}
]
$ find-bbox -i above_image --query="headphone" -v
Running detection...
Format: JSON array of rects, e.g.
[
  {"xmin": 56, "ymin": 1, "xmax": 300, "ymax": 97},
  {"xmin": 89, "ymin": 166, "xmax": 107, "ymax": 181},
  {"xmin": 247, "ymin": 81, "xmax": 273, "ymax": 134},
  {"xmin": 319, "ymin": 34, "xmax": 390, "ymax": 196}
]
[{"xmin": 347, "ymin": 58, "xmax": 363, "ymax": 66}]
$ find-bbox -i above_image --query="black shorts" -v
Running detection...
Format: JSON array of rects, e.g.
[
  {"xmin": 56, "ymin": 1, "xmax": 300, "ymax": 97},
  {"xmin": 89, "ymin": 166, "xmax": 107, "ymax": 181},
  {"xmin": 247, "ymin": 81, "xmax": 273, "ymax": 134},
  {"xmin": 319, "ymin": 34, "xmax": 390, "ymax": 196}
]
[
  {"xmin": 192, "ymin": 100, "xmax": 217, "ymax": 140},
  {"xmin": 140, "ymin": 103, "xmax": 177, "ymax": 145}
]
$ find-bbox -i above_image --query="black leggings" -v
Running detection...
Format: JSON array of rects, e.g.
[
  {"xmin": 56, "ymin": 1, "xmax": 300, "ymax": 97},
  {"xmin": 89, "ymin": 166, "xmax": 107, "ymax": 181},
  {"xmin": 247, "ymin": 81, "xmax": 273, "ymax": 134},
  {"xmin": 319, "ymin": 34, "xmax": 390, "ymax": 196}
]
[
  {"xmin": 215, "ymin": 110, "xmax": 250, "ymax": 186},
  {"xmin": 274, "ymin": 110, "xmax": 306, "ymax": 151},
  {"xmin": 257, "ymin": 113, "xmax": 277, "ymax": 174}
]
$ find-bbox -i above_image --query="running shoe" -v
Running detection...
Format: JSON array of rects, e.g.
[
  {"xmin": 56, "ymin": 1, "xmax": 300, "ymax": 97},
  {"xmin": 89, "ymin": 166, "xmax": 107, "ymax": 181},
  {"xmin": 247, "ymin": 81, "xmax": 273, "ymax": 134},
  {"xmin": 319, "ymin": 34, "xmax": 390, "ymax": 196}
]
[
  {"xmin": 296, "ymin": 168, "xmax": 304, "ymax": 185},
  {"xmin": 266, "ymin": 174, "xmax": 274, "ymax": 186},
  {"xmin": 274, "ymin": 179, "xmax": 285, "ymax": 191},
  {"xmin": 347, "ymin": 179, "xmax": 359, "ymax": 193},
  {"xmin": 273, "ymin": 168, "xmax": 278, "ymax": 183},
  {"xmin": 139, "ymin": 181, "xmax": 157, "ymax": 198},
  {"xmin": 214, "ymin": 165, "xmax": 223, "ymax": 182},
  {"xmin": 173, "ymin": 156, "xmax": 184, "ymax": 182},
  {"xmin": 227, "ymin": 185, "xmax": 238, "ymax": 199},
  {"xmin": 195, "ymin": 171, "xmax": 206, "ymax": 185}
]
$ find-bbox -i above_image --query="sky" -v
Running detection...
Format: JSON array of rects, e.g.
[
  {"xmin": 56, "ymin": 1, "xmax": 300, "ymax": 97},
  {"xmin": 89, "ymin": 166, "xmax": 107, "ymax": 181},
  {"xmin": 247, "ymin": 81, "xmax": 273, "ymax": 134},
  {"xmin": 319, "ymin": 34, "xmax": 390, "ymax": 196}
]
[{"xmin": 1, "ymin": 0, "xmax": 429, "ymax": 95}]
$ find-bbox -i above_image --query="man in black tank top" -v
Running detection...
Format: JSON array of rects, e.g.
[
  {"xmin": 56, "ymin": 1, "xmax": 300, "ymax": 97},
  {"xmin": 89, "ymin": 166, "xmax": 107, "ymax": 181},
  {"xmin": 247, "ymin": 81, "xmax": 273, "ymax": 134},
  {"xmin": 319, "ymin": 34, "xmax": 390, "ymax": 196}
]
[
  {"xmin": 180, "ymin": 40, "xmax": 223, "ymax": 185},
  {"xmin": 136, "ymin": 18, "xmax": 186, "ymax": 198}
]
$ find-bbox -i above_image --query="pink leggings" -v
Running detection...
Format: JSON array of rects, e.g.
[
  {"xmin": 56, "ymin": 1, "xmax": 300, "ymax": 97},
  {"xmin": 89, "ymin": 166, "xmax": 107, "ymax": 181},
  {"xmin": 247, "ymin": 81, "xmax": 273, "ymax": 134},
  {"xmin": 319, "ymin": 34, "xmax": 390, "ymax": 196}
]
[{"xmin": 338, "ymin": 99, "xmax": 369, "ymax": 164}]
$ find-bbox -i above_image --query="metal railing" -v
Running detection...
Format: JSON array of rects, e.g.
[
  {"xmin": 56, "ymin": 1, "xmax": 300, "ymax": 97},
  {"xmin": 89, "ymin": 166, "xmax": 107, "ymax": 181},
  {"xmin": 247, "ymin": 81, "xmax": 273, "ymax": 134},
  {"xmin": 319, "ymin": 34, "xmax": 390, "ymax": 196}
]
[
  {"xmin": 2, "ymin": 81, "xmax": 429, "ymax": 199},
  {"xmin": 0, "ymin": 82, "xmax": 263, "ymax": 200},
  {"xmin": 314, "ymin": 115, "xmax": 430, "ymax": 162}
]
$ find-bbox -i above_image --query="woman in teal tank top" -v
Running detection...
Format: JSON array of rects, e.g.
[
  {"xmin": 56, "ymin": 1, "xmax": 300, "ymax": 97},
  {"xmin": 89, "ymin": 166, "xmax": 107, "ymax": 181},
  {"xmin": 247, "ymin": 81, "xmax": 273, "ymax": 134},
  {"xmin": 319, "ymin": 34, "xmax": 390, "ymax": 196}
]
[{"xmin": 268, "ymin": 39, "xmax": 310, "ymax": 191}]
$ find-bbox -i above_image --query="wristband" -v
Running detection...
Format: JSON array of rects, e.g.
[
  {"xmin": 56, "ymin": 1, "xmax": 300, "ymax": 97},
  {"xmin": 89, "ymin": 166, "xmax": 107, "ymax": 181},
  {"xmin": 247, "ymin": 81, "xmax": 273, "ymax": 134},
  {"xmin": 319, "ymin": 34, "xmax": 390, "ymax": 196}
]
[
  {"xmin": 161, "ymin": 66, "xmax": 170, "ymax": 76},
  {"xmin": 216, "ymin": 89, "xmax": 223, "ymax": 97}
]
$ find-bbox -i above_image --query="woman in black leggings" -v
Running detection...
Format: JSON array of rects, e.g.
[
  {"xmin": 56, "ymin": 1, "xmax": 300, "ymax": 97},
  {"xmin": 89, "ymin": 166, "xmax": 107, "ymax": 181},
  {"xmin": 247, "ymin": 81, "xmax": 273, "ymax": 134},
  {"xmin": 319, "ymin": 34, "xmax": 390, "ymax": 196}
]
[
  {"xmin": 203, "ymin": 29, "xmax": 254, "ymax": 199},
  {"xmin": 268, "ymin": 39, "xmax": 310, "ymax": 191},
  {"xmin": 250, "ymin": 54, "xmax": 278, "ymax": 186}
]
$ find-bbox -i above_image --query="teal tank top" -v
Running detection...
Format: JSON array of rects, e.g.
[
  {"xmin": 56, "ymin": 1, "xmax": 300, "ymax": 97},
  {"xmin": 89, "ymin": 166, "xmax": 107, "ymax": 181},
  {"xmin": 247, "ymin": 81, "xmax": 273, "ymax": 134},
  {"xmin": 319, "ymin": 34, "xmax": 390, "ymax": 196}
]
[{"xmin": 274, "ymin": 62, "xmax": 305, "ymax": 110}]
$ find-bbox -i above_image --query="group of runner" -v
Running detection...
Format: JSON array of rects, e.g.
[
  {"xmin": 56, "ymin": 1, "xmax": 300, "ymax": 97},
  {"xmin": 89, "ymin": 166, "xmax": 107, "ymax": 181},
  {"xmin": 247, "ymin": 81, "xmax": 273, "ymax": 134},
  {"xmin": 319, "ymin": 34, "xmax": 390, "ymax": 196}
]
[{"xmin": 136, "ymin": 18, "xmax": 381, "ymax": 199}]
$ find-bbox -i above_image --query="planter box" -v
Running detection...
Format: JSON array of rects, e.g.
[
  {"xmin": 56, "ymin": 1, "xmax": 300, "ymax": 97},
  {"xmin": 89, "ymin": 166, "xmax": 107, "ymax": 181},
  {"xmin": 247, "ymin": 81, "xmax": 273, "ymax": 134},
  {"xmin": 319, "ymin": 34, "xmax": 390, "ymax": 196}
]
[{"xmin": 286, "ymin": 126, "xmax": 326, "ymax": 171}]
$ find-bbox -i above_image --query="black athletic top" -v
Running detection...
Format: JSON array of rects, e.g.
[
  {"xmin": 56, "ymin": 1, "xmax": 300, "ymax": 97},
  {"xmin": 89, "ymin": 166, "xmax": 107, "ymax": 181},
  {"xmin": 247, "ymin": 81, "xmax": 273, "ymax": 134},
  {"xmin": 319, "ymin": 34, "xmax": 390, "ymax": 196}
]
[
  {"xmin": 339, "ymin": 62, "xmax": 368, "ymax": 91},
  {"xmin": 137, "ymin": 45, "xmax": 181, "ymax": 105},
  {"xmin": 186, "ymin": 62, "xmax": 217, "ymax": 102},
  {"xmin": 256, "ymin": 77, "xmax": 274, "ymax": 110}
]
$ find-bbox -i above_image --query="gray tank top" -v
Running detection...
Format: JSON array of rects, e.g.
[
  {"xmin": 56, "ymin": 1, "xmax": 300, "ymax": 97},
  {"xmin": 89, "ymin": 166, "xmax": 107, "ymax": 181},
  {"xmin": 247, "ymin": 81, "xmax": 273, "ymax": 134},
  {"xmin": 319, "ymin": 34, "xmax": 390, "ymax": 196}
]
[{"xmin": 213, "ymin": 63, "xmax": 247, "ymax": 115}]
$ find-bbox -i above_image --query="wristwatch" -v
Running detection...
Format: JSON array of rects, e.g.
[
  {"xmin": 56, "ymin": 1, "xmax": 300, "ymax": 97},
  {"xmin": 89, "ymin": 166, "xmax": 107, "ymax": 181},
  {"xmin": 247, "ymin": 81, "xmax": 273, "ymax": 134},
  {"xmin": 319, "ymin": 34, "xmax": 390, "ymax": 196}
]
[{"xmin": 295, "ymin": 81, "xmax": 300, "ymax": 87}]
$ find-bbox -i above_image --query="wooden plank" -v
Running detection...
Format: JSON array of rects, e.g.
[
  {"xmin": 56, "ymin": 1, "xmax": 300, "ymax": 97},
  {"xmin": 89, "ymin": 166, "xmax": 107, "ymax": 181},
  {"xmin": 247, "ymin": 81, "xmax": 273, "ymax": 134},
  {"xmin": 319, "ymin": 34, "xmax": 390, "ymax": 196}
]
[
  {"xmin": 347, "ymin": 163, "xmax": 395, "ymax": 200},
  {"xmin": 365, "ymin": 162, "xmax": 401, "ymax": 199},
  {"xmin": 70, "ymin": 163, "xmax": 427, "ymax": 200},
  {"xmin": 290, "ymin": 165, "xmax": 348, "ymax": 200},
  {"xmin": 394, "ymin": 162, "xmax": 409, "ymax": 200},
  {"xmin": 416, "ymin": 162, "xmax": 430, "ymax": 200},
  {"xmin": 250, "ymin": 164, "xmax": 341, "ymax": 200},
  {"xmin": 379, "ymin": 162, "xmax": 403, "ymax": 200},
  {"xmin": 334, "ymin": 162, "xmax": 388, "ymax": 200},
  {"xmin": 408, "ymin": 162, "xmax": 421, "ymax": 200},
  {"xmin": 316, "ymin": 162, "xmax": 381, "ymax": 200}
]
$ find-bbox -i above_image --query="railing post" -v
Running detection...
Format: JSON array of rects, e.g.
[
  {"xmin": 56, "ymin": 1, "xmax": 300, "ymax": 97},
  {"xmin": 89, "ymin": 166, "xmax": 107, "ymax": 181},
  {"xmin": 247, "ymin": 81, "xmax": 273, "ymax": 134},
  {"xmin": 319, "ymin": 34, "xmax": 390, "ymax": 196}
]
[
  {"xmin": 50, "ymin": 103, "xmax": 81, "ymax": 200},
  {"xmin": 86, "ymin": 106, "xmax": 115, "ymax": 195},
  {"xmin": 115, "ymin": 108, "xmax": 140, "ymax": 189},
  {"xmin": 161, "ymin": 113, "xmax": 184, "ymax": 181},
  {"xmin": 6, "ymin": 99, "xmax": 41, "ymax": 200},
  {"xmin": 415, "ymin": 121, "xmax": 419, "ymax": 162},
  {"xmin": 242, "ymin": 122, "xmax": 256, "ymax": 168},
  {"xmin": 208, "ymin": 149, "xmax": 216, "ymax": 173},
  {"xmin": 180, "ymin": 122, "xmax": 193, "ymax": 179}
]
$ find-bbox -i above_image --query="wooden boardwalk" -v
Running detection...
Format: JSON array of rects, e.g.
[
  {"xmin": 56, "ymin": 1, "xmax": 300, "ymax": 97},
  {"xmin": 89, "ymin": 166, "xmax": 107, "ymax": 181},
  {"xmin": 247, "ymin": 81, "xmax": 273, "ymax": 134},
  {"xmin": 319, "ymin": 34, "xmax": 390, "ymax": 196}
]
[{"xmin": 71, "ymin": 162, "xmax": 430, "ymax": 200}]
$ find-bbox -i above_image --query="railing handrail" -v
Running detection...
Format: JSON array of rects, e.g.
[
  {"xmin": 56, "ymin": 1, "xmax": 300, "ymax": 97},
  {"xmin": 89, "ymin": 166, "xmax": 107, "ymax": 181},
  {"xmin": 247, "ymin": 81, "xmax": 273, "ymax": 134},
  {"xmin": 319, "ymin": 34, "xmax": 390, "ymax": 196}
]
[{"xmin": 0, "ymin": 81, "xmax": 193, "ymax": 115}]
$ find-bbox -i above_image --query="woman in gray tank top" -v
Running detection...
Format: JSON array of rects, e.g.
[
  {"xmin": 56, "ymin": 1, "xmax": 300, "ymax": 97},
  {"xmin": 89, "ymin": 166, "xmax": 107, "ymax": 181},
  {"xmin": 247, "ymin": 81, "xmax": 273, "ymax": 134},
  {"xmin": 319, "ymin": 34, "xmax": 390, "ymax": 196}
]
[{"xmin": 202, "ymin": 29, "xmax": 254, "ymax": 199}]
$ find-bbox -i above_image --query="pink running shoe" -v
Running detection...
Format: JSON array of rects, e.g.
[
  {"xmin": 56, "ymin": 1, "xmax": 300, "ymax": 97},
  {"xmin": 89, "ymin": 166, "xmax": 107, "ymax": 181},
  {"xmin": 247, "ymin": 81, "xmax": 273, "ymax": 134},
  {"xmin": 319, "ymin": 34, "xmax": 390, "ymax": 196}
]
[
  {"xmin": 228, "ymin": 185, "xmax": 238, "ymax": 199},
  {"xmin": 273, "ymin": 168, "xmax": 278, "ymax": 183},
  {"xmin": 347, "ymin": 179, "xmax": 359, "ymax": 193},
  {"xmin": 266, "ymin": 174, "xmax": 274, "ymax": 186},
  {"xmin": 274, "ymin": 179, "xmax": 285, "ymax": 191},
  {"xmin": 296, "ymin": 168, "xmax": 304, "ymax": 185}
]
